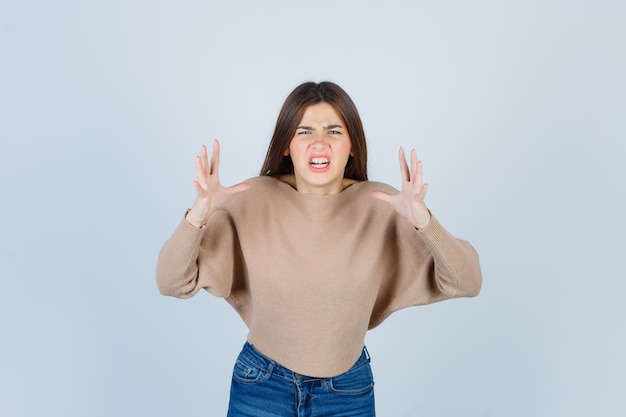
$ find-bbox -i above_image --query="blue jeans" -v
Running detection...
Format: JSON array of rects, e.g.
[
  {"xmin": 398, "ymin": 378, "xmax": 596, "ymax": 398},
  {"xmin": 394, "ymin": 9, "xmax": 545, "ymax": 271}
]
[{"xmin": 227, "ymin": 342, "xmax": 376, "ymax": 417}]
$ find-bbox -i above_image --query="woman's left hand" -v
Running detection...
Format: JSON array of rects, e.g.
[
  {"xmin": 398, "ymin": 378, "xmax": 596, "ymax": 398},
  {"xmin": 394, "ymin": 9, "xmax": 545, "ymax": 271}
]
[{"xmin": 372, "ymin": 147, "xmax": 432, "ymax": 229}]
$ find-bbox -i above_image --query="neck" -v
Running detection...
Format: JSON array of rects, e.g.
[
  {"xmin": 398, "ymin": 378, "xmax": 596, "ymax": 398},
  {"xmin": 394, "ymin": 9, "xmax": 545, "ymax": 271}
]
[{"xmin": 279, "ymin": 175, "xmax": 358, "ymax": 194}]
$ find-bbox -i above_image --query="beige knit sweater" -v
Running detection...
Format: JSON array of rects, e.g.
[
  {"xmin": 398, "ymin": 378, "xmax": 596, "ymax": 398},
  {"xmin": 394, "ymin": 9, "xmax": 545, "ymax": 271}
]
[{"xmin": 156, "ymin": 176, "xmax": 482, "ymax": 377}]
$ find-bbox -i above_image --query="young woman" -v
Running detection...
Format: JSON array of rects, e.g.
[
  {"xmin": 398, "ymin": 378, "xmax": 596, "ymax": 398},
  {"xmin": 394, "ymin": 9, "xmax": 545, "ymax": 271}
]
[{"xmin": 156, "ymin": 81, "xmax": 482, "ymax": 416}]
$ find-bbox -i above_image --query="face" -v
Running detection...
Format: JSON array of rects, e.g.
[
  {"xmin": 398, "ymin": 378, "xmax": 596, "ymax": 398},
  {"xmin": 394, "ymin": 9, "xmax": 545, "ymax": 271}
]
[{"xmin": 284, "ymin": 102, "xmax": 353, "ymax": 195}]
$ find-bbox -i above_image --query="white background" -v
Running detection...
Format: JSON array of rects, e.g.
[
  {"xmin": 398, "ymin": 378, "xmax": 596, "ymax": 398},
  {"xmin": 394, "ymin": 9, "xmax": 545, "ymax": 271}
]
[{"xmin": 1, "ymin": 1, "xmax": 624, "ymax": 416}]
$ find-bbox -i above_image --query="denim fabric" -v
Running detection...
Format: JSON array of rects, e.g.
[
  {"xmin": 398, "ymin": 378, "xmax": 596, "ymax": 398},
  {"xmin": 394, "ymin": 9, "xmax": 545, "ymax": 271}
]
[{"xmin": 227, "ymin": 342, "xmax": 375, "ymax": 417}]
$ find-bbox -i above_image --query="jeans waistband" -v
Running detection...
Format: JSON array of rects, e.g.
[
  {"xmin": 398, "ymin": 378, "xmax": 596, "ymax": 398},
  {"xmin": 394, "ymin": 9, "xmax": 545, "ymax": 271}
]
[{"xmin": 239, "ymin": 341, "xmax": 370, "ymax": 380}]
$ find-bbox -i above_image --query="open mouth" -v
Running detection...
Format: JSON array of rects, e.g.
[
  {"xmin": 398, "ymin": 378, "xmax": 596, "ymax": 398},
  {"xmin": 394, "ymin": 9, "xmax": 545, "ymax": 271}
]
[{"xmin": 309, "ymin": 156, "xmax": 330, "ymax": 169}]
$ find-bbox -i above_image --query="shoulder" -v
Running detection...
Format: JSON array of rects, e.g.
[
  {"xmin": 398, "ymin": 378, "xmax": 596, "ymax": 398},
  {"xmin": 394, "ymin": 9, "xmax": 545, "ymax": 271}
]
[
  {"xmin": 243, "ymin": 175, "xmax": 279, "ymax": 187},
  {"xmin": 220, "ymin": 176, "xmax": 288, "ymax": 211},
  {"xmin": 240, "ymin": 176, "xmax": 288, "ymax": 195},
  {"xmin": 347, "ymin": 181, "xmax": 399, "ymax": 207},
  {"xmin": 341, "ymin": 181, "xmax": 401, "ymax": 218},
  {"xmin": 353, "ymin": 180, "xmax": 399, "ymax": 195}
]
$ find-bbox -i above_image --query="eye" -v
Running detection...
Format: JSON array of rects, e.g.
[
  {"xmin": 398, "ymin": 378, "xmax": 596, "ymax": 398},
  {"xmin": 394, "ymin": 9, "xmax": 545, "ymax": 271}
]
[
  {"xmin": 328, "ymin": 130, "xmax": 341, "ymax": 135},
  {"xmin": 297, "ymin": 130, "xmax": 312, "ymax": 135}
]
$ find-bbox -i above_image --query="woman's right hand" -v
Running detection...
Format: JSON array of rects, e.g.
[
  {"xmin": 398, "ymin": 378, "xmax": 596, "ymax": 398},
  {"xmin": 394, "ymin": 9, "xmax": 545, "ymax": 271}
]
[{"xmin": 185, "ymin": 139, "xmax": 251, "ymax": 228}]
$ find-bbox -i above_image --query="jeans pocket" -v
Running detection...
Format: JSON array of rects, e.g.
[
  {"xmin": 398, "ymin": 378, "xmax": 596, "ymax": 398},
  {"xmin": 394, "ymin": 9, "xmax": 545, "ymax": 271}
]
[
  {"xmin": 329, "ymin": 363, "xmax": 374, "ymax": 395},
  {"xmin": 232, "ymin": 356, "xmax": 264, "ymax": 384}
]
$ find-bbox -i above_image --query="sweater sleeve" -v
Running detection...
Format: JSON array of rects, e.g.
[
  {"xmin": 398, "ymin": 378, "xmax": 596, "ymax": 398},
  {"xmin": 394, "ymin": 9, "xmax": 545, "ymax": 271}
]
[
  {"xmin": 156, "ymin": 209, "xmax": 238, "ymax": 299},
  {"xmin": 418, "ymin": 215, "xmax": 482, "ymax": 298},
  {"xmin": 371, "ymin": 214, "xmax": 482, "ymax": 327}
]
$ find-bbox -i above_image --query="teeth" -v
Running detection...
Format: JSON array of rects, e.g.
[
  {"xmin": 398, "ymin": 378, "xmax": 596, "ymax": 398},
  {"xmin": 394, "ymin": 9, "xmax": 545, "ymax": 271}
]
[{"xmin": 310, "ymin": 157, "xmax": 330, "ymax": 166}]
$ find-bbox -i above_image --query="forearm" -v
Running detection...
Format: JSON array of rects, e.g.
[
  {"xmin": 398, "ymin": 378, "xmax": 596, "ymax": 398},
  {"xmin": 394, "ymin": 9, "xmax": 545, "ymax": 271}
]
[
  {"xmin": 419, "ymin": 216, "xmax": 482, "ymax": 297},
  {"xmin": 156, "ymin": 213, "xmax": 205, "ymax": 297}
]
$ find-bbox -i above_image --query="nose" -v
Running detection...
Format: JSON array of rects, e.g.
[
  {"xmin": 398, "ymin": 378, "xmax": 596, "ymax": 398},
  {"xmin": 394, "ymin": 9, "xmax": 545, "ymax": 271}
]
[{"xmin": 310, "ymin": 133, "xmax": 329, "ymax": 150}]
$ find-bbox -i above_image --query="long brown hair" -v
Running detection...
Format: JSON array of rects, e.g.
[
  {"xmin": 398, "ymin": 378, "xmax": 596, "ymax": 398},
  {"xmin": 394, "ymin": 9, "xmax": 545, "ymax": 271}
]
[{"xmin": 260, "ymin": 81, "xmax": 368, "ymax": 181}]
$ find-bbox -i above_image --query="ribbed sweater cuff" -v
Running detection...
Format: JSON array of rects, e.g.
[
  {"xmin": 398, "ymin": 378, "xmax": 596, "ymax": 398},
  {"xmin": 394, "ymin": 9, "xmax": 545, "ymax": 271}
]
[
  {"xmin": 173, "ymin": 210, "xmax": 206, "ymax": 247},
  {"xmin": 418, "ymin": 215, "xmax": 452, "ymax": 254}
]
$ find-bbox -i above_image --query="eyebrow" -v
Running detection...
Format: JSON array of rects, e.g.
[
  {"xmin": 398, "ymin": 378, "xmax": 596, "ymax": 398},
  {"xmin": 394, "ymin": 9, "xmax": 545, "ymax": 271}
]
[{"xmin": 296, "ymin": 125, "xmax": 344, "ymax": 130}]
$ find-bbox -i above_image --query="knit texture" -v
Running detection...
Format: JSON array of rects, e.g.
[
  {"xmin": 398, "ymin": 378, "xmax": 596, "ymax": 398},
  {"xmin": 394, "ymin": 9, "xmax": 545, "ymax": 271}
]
[{"xmin": 157, "ymin": 176, "xmax": 482, "ymax": 376}]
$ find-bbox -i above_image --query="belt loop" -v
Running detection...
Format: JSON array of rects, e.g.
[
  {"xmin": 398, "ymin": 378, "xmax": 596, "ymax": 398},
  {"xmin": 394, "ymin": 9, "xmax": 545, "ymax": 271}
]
[
  {"xmin": 363, "ymin": 346, "xmax": 371, "ymax": 361},
  {"xmin": 263, "ymin": 360, "xmax": 275, "ymax": 381}
]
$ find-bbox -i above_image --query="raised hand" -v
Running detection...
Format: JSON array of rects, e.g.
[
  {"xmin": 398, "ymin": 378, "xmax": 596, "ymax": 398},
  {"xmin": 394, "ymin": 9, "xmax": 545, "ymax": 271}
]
[
  {"xmin": 371, "ymin": 147, "xmax": 431, "ymax": 229},
  {"xmin": 185, "ymin": 140, "xmax": 251, "ymax": 228}
]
